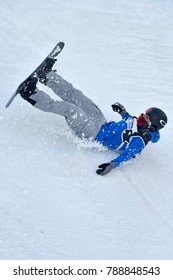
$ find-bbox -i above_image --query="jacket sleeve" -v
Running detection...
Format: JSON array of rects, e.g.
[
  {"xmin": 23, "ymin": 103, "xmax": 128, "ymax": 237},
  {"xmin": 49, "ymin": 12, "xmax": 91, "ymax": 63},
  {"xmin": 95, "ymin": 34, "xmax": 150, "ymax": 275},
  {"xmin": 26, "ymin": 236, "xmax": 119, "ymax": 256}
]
[
  {"xmin": 121, "ymin": 112, "xmax": 133, "ymax": 120},
  {"xmin": 149, "ymin": 130, "xmax": 160, "ymax": 143},
  {"xmin": 111, "ymin": 136, "xmax": 145, "ymax": 168}
]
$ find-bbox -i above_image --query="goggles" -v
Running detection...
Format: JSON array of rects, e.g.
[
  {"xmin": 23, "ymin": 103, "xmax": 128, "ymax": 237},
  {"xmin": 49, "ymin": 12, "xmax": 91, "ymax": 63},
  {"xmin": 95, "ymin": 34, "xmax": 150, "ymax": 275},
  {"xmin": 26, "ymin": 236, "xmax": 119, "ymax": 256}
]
[{"xmin": 138, "ymin": 113, "xmax": 151, "ymax": 128}]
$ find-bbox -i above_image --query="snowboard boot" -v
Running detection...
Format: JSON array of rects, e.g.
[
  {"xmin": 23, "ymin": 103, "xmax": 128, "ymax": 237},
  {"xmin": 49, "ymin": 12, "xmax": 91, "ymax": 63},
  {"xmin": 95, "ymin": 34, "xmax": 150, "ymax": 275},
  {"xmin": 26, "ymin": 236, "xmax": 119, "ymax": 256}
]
[
  {"xmin": 36, "ymin": 57, "xmax": 57, "ymax": 84},
  {"xmin": 19, "ymin": 76, "xmax": 38, "ymax": 106}
]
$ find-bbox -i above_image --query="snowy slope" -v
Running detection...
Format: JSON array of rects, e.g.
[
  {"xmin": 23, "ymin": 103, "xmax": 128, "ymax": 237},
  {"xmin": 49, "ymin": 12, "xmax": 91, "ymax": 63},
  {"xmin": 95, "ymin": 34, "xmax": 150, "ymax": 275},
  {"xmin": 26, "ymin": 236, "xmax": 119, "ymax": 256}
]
[{"xmin": 0, "ymin": 0, "xmax": 173, "ymax": 259}]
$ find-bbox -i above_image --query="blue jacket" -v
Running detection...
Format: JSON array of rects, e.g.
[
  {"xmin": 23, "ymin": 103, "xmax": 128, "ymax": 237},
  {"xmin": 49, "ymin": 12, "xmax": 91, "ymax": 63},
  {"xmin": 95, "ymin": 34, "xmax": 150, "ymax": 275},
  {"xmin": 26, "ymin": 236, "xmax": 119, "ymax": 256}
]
[{"xmin": 95, "ymin": 113, "xmax": 160, "ymax": 168}]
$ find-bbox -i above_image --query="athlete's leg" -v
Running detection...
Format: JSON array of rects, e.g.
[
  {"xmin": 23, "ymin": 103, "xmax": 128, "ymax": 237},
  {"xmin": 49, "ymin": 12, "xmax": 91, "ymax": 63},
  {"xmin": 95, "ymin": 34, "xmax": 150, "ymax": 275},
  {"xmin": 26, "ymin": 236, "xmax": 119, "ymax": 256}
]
[
  {"xmin": 31, "ymin": 89, "xmax": 103, "ymax": 139},
  {"xmin": 46, "ymin": 71, "xmax": 107, "ymax": 123},
  {"xmin": 19, "ymin": 76, "xmax": 106, "ymax": 139}
]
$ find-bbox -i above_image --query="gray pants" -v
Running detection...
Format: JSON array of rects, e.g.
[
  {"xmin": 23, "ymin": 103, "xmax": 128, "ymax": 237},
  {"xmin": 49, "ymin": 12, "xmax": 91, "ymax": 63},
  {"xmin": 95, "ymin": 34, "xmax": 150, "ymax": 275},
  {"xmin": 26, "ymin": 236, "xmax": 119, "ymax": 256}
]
[{"xmin": 31, "ymin": 72, "xmax": 107, "ymax": 139}]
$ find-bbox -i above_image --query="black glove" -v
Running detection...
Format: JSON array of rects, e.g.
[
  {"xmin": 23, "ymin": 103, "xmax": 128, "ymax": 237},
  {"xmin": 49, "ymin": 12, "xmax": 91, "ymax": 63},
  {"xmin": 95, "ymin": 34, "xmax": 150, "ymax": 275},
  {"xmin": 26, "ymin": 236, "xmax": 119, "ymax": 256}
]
[
  {"xmin": 111, "ymin": 102, "xmax": 127, "ymax": 115},
  {"xmin": 96, "ymin": 162, "xmax": 115, "ymax": 176}
]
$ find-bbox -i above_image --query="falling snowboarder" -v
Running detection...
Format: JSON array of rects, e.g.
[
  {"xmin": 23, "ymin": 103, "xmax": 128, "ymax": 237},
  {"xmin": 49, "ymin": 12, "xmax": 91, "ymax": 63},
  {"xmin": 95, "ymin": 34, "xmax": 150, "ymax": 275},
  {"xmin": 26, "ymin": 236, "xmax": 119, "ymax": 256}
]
[{"xmin": 17, "ymin": 46, "xmax": 167, "ymax": 175}]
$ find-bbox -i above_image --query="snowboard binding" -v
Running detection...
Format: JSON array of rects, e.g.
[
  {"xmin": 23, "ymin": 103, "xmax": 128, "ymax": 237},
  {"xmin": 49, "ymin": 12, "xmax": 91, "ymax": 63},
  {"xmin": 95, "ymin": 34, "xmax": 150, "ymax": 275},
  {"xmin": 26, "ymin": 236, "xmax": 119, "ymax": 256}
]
[
  {"xmin": 19, "ymin": 76, "xmax": 38, "ymax": 106},
  {"xmin": 36, "ymin": 57, "xmax": 57, "ymax": 84}
]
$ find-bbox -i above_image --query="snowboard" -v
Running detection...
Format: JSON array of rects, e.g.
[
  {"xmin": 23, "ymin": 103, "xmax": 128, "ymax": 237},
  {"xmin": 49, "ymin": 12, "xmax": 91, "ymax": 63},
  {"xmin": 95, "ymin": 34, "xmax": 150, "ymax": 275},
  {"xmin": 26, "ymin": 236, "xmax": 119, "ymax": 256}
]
[{"xmin": 5, "ymin": 41, "xmax": 65, "ymax": 108}]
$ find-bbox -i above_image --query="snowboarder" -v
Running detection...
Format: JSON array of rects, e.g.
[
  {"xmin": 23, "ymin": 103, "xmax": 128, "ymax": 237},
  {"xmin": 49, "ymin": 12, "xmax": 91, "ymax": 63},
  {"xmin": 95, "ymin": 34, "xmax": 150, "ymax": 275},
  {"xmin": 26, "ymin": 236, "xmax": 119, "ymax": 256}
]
[{"xmin": 19, "ymin": 57, "xmax": 168, "ymax": 175}]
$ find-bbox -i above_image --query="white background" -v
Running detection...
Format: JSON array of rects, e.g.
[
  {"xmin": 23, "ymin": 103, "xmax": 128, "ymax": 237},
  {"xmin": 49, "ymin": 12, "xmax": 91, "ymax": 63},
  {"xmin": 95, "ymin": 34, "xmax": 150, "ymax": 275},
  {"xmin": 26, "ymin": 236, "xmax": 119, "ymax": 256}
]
[{"xmin": 1, "ymin": 260, "xmax": 173, "ymax": 280}]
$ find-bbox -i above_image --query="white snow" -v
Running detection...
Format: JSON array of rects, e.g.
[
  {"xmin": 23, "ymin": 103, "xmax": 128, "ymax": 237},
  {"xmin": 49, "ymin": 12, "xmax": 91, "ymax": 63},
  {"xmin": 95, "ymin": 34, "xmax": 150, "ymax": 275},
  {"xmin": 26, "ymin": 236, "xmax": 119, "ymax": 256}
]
[{"xmin": 0, "ymin": 0, "xmax": 173, "ymax": 260}]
